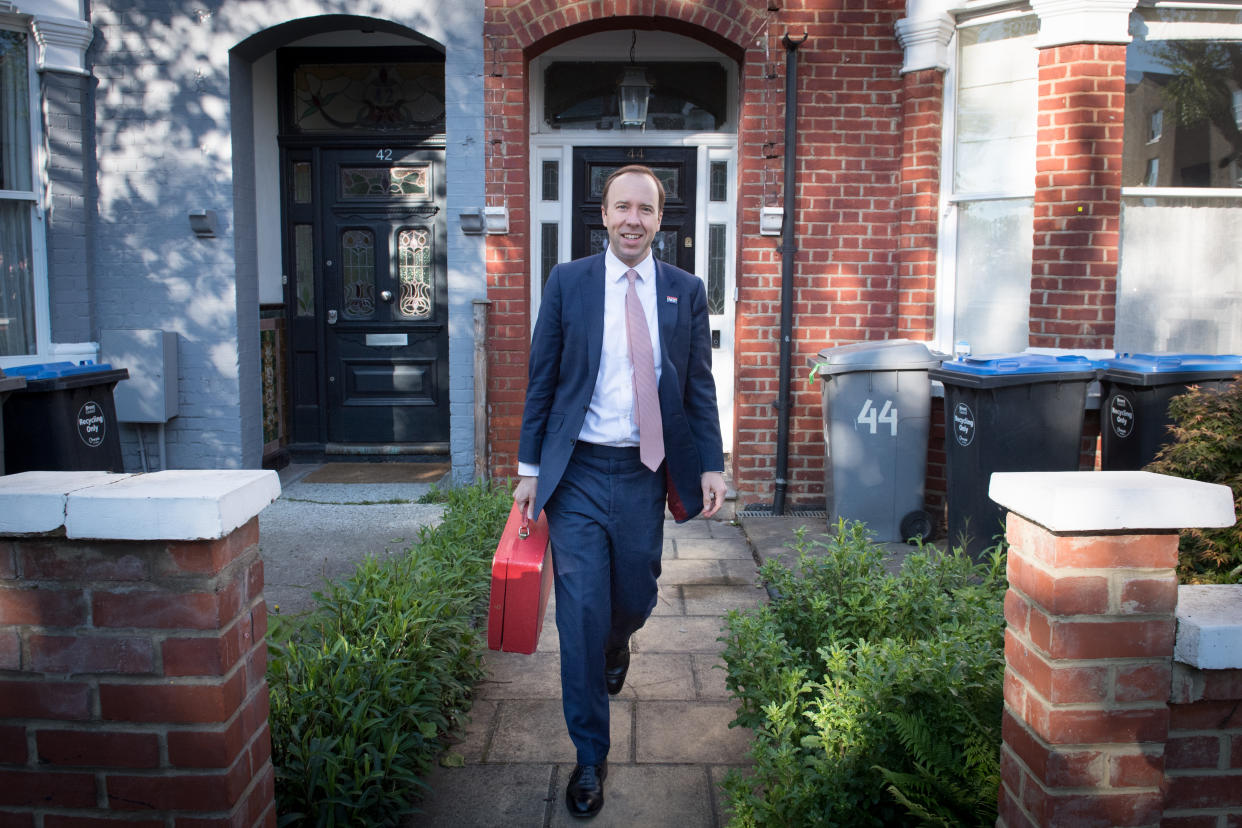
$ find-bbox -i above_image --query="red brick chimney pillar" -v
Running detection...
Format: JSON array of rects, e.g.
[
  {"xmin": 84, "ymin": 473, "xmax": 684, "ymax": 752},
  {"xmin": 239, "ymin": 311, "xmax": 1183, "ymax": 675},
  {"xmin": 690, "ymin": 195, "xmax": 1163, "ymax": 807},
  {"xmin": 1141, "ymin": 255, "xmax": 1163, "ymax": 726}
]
[
  {"xmin": 0, "ymin": 469, "xmax": 280, "ymax": 825},
  {"xmin": 989, "ymin": 470, "xmax": 1236, "ymax": 828}
]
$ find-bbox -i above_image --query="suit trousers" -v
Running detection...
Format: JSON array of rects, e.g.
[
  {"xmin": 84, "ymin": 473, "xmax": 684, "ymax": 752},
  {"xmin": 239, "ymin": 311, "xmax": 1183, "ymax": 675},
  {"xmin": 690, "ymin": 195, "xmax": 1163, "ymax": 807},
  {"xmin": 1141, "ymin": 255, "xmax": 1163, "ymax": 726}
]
[{"xmin": 544, "ymin": 441, "xmax": 666, "ymax": 765}]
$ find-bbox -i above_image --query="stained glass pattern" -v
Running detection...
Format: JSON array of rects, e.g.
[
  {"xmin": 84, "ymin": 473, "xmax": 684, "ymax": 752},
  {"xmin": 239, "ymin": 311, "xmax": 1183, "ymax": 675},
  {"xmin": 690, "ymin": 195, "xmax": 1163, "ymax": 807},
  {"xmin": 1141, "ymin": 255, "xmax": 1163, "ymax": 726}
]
[
  {"xmin": 294, "ymin": 224, "xmax": 314, "ymax": 316},
  {"xmin": 708, "ymin": 224, "xmax": 726, "ymax": 315},
  {"xmin": 590, "ymin": 165, "xmax": 679, "ymax": 201},
  {"xmin": 341, "ymin": 229, "xmax": 376, "ymax": 319},
  {"xmin": 397, "ymin": 227, "xmax": 433, "ymax": 319},
  {"xmin": 341, "ymin": 166, "xmax": 429, "ymax": 198},
  {"xmin": 292, "ymin": 62, "xmax": 445, "ymax": 133}
]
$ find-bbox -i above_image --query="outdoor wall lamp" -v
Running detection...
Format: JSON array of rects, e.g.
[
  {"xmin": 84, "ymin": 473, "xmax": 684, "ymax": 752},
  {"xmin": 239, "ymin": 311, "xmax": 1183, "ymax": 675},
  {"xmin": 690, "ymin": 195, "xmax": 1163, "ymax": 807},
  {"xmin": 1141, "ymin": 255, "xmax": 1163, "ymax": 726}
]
[
  {"xmin": 617, "ymin": 31, "xmax": 652, "ymax": 128},
  {"xmin": 188, "ymin": 209, "xmax": 218, "ymax": 239}
]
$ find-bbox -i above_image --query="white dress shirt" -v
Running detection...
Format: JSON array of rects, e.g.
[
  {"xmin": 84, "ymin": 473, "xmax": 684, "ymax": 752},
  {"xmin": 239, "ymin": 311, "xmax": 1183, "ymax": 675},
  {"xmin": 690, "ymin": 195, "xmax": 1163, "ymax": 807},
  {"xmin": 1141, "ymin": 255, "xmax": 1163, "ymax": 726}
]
[{"xmin": 518, "ymin": 249, "xmax": 661, "ymax": 478}]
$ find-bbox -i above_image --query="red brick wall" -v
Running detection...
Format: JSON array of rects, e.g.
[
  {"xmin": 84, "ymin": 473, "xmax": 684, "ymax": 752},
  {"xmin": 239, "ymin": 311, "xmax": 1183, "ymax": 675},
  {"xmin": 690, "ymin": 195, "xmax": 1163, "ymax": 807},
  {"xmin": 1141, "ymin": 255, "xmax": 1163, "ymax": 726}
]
[
  {"xmin": 0, "ymin": 520, "xmax": 274, "ymax": 824},
  {"xmin": 484, "ymin": 0, "xmax": 910, "ymax": 510},
  {"xmin": 1031, "ymin": 44, "xmax": 1125, "ymax": 350},
  {"xmin": 999, "ymin": 510, "xmax": 1242, "ymax": 825},
  {"xmin": 1165, "ymin": 665, "xmax": 1242, "ymax": 822},
  {"xmin": 999, "ymin": 514, "xmax": 1179, "ymax": 827}
]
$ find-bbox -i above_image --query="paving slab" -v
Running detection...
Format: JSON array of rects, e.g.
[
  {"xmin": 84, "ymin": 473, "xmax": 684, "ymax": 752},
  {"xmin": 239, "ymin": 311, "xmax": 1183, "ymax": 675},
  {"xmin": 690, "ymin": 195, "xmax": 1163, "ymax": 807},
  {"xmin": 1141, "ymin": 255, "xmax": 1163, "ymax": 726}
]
[
  {"xmin": 413, "ymin": 762, "xmax": 554, "ymax": 827},
  {"xmin": 659, "ymin": 559, "xmax": 734, "ymax": 585},
  {"xmin": 548, "ymin": 763, "xmax": 716, "ymax": 828},
  {"xmin": 672, "ymin": 537, "xmax": 754, "ymax": 560},
  {"xmin": 478, "ymin": 651, "xmax": 563, "ymax": 700},
  {"xmin": 613, "ymin": 652, "xmax": 696, "ymax": 701},
  {"xmin": 692, "ymin": 654, "xmax": 733, "ymax": 701},
  {"xmin": 635, "ymin": 701, "xmax": 753, "ymax": 764},
  {"xmin": 448, "ymin": 699, "xmax": 497, "ymax": 764},
  {"xmin": 681, "ymin": 584, "xmax": 766, "ymax": 616},
  {"xmin": 632, "ymin": 616, "xmax": 729, "ymax": 654},
  {"xmin": 663, "ymin": 520, "xmax": 715, "ymax": 540},
  {"xmin": 486, "ymin": 698, "xmax": 632, "ymax": 764}
]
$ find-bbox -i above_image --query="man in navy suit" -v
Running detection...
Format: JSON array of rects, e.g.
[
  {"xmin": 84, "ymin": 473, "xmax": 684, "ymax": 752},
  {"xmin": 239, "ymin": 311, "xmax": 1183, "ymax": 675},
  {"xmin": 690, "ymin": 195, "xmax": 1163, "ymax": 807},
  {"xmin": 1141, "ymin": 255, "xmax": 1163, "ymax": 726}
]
[{"xmin": 513, "ymin": 165, "xmax": 727, "ymax": 819}]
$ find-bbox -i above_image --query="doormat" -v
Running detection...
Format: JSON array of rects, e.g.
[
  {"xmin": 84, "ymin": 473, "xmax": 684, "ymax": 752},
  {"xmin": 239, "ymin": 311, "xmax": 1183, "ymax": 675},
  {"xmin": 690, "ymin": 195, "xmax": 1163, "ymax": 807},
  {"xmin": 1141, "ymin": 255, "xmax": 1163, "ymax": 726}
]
[{"xmin": 301, "ymin": 462, "xmax": 450, "ymax": 484}]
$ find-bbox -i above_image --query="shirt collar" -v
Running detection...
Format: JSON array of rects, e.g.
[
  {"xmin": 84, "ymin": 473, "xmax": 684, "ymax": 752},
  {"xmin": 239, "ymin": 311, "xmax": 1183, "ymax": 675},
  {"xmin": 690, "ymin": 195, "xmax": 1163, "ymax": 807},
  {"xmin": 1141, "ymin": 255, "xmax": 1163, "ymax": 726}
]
[{"xmin": 604, "ymin": 248, "xmax": 657, "ymax": 284}]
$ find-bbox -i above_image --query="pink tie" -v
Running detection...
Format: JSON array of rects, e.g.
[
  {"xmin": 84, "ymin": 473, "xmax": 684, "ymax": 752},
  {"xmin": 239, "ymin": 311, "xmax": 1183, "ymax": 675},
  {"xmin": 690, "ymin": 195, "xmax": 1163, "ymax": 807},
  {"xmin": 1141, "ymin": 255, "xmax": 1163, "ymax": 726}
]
[{"xmin": 625, "ymin": 269, "xmax": 664, "ymax": 471}]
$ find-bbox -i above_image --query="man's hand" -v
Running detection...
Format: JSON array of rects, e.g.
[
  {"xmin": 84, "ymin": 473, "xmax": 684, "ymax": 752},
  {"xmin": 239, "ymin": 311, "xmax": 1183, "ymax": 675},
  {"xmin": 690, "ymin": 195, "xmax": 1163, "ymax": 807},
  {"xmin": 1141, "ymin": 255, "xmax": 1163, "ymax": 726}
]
[
  {"xmin": 700, "ymin": 471, "xmax": 727, "ymax": 519},
  {"xmin": 513, "ymin": 475, "xmax": 538, "ymax": 520}
]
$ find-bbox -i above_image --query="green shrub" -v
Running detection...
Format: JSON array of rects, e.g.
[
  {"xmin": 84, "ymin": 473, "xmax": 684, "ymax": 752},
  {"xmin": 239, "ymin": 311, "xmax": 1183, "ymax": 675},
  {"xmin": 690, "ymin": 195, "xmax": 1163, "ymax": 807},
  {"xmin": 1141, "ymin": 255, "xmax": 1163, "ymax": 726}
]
[
  {"xmin": 720, "ymin": 521, "xmax": 1006, "ymax": 827},
  {"xmin": 1145, "ymin": 378, "xmax": 1242, "ymax": 583},
  {"xmin": 267, "ymin": 480, "xmax": 511, "ymax": 826}
]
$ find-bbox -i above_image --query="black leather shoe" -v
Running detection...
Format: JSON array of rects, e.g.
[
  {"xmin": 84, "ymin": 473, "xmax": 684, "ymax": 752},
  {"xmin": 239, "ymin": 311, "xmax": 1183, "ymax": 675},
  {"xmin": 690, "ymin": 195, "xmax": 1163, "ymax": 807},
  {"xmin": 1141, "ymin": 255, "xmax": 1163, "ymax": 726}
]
[
  {"xmin": 604, "ymin": 644, "xmax": 630, "ymax": 696},
  {"xmin": 565, "ymin": 762, "xmax": 607, "ymax": 818}
]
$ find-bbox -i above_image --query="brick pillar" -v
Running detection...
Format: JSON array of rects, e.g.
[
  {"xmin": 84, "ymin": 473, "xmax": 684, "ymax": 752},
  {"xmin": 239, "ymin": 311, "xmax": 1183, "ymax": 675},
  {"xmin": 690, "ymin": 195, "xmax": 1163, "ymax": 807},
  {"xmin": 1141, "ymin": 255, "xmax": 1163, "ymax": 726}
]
[
  {"xmin": 0, "ymin": 469, "xmax": 280, "ymax": 825},
  {"xmin": 989, "ymin": 470, "xmax": 1236, "ymax": 828},
  {"xmin": 896, "ymin": 67, "xmax": 943, "ymax": 343},
  {"xmin": 1030, "ymin": 43, "xmax": 1126, "ymax": 350}
]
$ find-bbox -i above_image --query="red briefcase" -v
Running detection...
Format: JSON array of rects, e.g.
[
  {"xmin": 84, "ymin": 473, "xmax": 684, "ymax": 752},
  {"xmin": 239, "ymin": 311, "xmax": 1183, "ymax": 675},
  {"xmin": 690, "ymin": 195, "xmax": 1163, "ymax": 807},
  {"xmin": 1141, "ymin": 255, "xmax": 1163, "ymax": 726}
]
[{"xmin": 487, "ymin": 503, "xmax": 554, "ymax": 654}]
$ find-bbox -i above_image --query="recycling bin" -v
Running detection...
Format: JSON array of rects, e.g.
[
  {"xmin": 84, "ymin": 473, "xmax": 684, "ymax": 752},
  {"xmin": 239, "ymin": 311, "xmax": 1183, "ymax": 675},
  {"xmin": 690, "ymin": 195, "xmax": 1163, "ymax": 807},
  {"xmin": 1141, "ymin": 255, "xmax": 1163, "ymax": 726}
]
[
  {"xmin": 1100, "ymin": 353, "xmax": 1242, "ymax": 470},
  {"xmin": 0, "ymin": 370, "xmax": 26, "ymax": 475},
  {"xmin": 2, "ymin": 362, "xmax": 129, "ymax": 473},
  {"xmin": 812, "ymin": 340, "xmax": 942, "ymax": 543},
  {"xmin": 929, "ymin": 354, "xmax": 1098, "ymax": 558}
]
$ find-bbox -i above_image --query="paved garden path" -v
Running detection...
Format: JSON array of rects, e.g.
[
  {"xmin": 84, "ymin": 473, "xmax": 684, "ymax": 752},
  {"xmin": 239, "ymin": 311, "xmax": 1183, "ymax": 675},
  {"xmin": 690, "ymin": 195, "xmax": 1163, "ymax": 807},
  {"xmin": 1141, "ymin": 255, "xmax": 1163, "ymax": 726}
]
[{"xmin": 412, "ymin": 516, "xmax": 765, "ymax": 827}]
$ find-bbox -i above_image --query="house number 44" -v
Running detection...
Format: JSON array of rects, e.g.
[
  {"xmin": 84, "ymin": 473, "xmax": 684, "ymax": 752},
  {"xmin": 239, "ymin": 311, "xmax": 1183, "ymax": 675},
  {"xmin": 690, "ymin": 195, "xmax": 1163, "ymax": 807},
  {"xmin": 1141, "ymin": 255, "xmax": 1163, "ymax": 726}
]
[{"xmin": 857, "ymin": 399, "xmax": 898, "ymax": 436}]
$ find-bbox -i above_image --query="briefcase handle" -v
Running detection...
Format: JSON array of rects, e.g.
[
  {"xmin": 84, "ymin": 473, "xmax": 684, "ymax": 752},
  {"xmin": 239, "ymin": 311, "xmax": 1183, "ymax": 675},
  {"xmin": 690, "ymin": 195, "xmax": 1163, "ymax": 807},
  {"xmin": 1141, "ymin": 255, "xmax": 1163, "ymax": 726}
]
[{"xmin": 518, "ymin": 516, "xmax": 530, "ymax": 540}]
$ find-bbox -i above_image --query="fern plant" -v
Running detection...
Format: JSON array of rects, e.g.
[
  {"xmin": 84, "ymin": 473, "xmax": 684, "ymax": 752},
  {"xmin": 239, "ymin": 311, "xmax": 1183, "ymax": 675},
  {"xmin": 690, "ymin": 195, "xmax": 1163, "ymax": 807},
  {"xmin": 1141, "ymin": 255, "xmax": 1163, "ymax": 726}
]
[{"xmin": 720, "ymin": 521, "xmax": 1007, "ymax": 827}]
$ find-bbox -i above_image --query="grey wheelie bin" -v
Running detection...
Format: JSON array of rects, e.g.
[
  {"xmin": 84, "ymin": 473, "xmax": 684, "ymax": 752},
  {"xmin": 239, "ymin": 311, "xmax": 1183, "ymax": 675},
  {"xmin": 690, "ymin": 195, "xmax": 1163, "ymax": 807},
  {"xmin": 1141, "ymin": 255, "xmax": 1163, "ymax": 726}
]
[
  {"xmin": 2, "ymin": 362, "xmax": 129, "ymax": 473},
  {"xmin": 812, "ymin": 340, "xmax": 942, "ymax": 543},
  {"xmin": 929, "ymin": 353, "xmax": 1098, "ymax": 559},
  {"xmin": 1099, "ymin": 353, "xmax": 1242, "ymax": 470}
]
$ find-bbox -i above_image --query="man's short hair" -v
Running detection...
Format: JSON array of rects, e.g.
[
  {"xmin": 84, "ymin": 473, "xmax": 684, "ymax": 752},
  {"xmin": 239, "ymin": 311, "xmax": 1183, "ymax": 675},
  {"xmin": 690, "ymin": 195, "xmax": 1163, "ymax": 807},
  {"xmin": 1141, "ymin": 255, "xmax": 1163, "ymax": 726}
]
[{"xmin": 601, "ymin": 164, "xmax": 666, "ymax": 214}]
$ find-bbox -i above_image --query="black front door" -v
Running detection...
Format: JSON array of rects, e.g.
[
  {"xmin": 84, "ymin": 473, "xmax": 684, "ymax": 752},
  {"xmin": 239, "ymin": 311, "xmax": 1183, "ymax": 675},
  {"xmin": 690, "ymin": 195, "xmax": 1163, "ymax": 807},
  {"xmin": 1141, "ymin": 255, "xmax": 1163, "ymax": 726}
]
[
  {"xmin": 286, "ymin": 146, "xmax": 449, "ymax": 450},
  {"xmin": 571, "ymin": 147, "xmax": 697, "ymax": 270}
]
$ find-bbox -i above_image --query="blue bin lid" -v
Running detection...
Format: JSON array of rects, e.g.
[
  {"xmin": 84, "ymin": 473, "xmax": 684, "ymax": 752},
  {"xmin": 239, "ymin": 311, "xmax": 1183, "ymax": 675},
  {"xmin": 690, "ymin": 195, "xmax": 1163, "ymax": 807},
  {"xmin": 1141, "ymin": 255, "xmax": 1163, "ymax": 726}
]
[
  {"xmin": 1103, "ymin": 353, "xmax": 1242, "ymax": 374},
  {"xmin": 6, "ymin": 361, "xmax": 117, "ymax": 380},
  {"xmin": 935, "ymin": 353, "xmax": 1098, "ymax": 377}
]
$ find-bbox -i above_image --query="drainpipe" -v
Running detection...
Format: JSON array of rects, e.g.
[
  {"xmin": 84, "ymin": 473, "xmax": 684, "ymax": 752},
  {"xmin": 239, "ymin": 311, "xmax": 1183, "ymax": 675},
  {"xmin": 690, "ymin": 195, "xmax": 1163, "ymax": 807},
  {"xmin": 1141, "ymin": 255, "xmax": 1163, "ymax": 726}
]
[{"xmin": 772, "ymin": 30, "xmax": 807, "ymax": 517}]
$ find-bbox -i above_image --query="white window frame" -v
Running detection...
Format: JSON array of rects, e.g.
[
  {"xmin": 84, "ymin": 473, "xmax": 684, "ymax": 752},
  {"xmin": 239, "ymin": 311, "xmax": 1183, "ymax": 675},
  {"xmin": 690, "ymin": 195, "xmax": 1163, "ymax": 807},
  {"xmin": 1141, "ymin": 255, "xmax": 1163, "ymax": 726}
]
[
  {"xmin": 0, "ymin": 16, "xmax": 51, "ymax": 368},
  {"xmin": 1121, "ymin": 4, "xmax": 1242, "ymax": 200},
  {"xmin": 935, "ymin": 5, "xmax": 1039, "ymax": 355}
]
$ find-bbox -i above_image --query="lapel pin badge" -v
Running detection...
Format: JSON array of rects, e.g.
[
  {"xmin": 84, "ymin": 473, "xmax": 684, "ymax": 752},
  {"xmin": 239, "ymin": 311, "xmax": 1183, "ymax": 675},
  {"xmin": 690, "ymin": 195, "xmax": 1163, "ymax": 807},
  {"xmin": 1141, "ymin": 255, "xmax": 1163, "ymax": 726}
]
[{"xmin": 665, "ymin": 295, "xmax": 678, "ymax": 304}]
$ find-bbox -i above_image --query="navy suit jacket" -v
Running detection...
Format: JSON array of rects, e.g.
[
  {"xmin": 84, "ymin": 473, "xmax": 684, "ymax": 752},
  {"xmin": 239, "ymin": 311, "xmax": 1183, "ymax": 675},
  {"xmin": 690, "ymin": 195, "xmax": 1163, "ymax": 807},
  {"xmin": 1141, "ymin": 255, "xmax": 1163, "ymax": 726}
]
[{"xmin": 518, "ymin": 253, "xmax": 725, "ymax": 523}]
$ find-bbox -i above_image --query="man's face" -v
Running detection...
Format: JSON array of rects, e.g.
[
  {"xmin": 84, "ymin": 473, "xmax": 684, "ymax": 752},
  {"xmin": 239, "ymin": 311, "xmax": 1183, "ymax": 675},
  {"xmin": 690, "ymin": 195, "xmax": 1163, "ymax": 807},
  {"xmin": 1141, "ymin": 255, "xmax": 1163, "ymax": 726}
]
[{"xmin": 601, "ymin": 172, "xmax": 662, "ymax": 267}]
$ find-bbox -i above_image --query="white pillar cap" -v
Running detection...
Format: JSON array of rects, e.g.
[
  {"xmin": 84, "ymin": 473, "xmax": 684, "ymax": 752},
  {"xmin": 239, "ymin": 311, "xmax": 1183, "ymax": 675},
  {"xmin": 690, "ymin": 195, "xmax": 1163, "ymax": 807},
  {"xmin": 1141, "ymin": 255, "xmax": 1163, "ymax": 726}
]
[{"xmin": 989, "ymin": 471, "xmax": 1236, "ymax": 533}]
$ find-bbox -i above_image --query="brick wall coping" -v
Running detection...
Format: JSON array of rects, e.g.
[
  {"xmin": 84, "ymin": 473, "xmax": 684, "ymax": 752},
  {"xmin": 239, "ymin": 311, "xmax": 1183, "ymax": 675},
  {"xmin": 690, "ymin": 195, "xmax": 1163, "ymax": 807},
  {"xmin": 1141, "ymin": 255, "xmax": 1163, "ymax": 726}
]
[
  {"xmin": 1175, "ymin": 584, "xmax": 1242, "ymax": 670},
  {"xmin": 0, "ymin": 469, "xmax": 280, "ymax": 540},
  {"xmin": 989, "ymin": 470, "xmax": 1236, "ymax": 533}
]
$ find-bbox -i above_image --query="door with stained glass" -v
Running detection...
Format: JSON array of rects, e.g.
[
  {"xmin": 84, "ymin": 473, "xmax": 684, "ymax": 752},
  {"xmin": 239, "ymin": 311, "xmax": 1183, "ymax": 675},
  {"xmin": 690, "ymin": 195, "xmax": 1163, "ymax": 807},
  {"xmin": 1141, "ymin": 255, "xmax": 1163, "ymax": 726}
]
[
  {"xmin": 571, "ymin": 147, "xmax": 697, "ymax": 272},
  {"xmin": 313, "ymin": 147, "xmax": 447, "ymax": 447}
]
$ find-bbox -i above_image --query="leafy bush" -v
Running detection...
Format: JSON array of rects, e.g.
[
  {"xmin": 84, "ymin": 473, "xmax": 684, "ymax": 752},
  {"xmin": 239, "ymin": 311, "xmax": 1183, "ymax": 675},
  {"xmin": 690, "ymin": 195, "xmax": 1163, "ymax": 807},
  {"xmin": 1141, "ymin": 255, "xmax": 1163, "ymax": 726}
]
[
  {"xmin": 720, "ymin": 521, "xmax": 1006, "ymax": 827},
  {"xmin": 1146, "ymin": 378, "xmax": 1242, "ymax": 583},
  {"xmin": 267, "ymin": 480, "xmax": 511, "ymax": 826}
]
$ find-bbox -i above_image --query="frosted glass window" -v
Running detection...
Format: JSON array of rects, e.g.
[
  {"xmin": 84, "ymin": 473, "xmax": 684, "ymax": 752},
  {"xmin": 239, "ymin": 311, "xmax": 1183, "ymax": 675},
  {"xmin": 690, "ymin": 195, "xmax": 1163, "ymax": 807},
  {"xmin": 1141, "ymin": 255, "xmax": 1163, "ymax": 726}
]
[
  {"xmin": 954, "ymin": 17, "xmax": 1038, "ymax": 194},
  {"xmin": 707, "ymin": 224, "xmax": 726, "ymax": 315},
  {"xmin": 1117, "ymin": 197, "xmax": 1242, "ymax": 353},
  {"xmin": 953, "ymin": 199, "xmax": 1034, "ymax": 354}
]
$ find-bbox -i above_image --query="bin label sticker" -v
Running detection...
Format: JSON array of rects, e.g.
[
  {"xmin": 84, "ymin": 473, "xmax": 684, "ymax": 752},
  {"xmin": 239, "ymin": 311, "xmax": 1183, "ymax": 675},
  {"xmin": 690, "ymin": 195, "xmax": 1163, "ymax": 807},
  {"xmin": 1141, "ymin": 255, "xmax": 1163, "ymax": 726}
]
[
  {"xmin": 77, "ymin": 401, "xmax": 106, "ymax": 448},
  {"xmin": 952, "ymin": 402, "xmax": 975, "ymax": 447},
  {"xmin": 1109, "ymin": 394, "xmax": 1135, "ymax": 439},
  {"xmin": 857, "ymin": 398, "xmax": 898, "ymax": 436}
]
